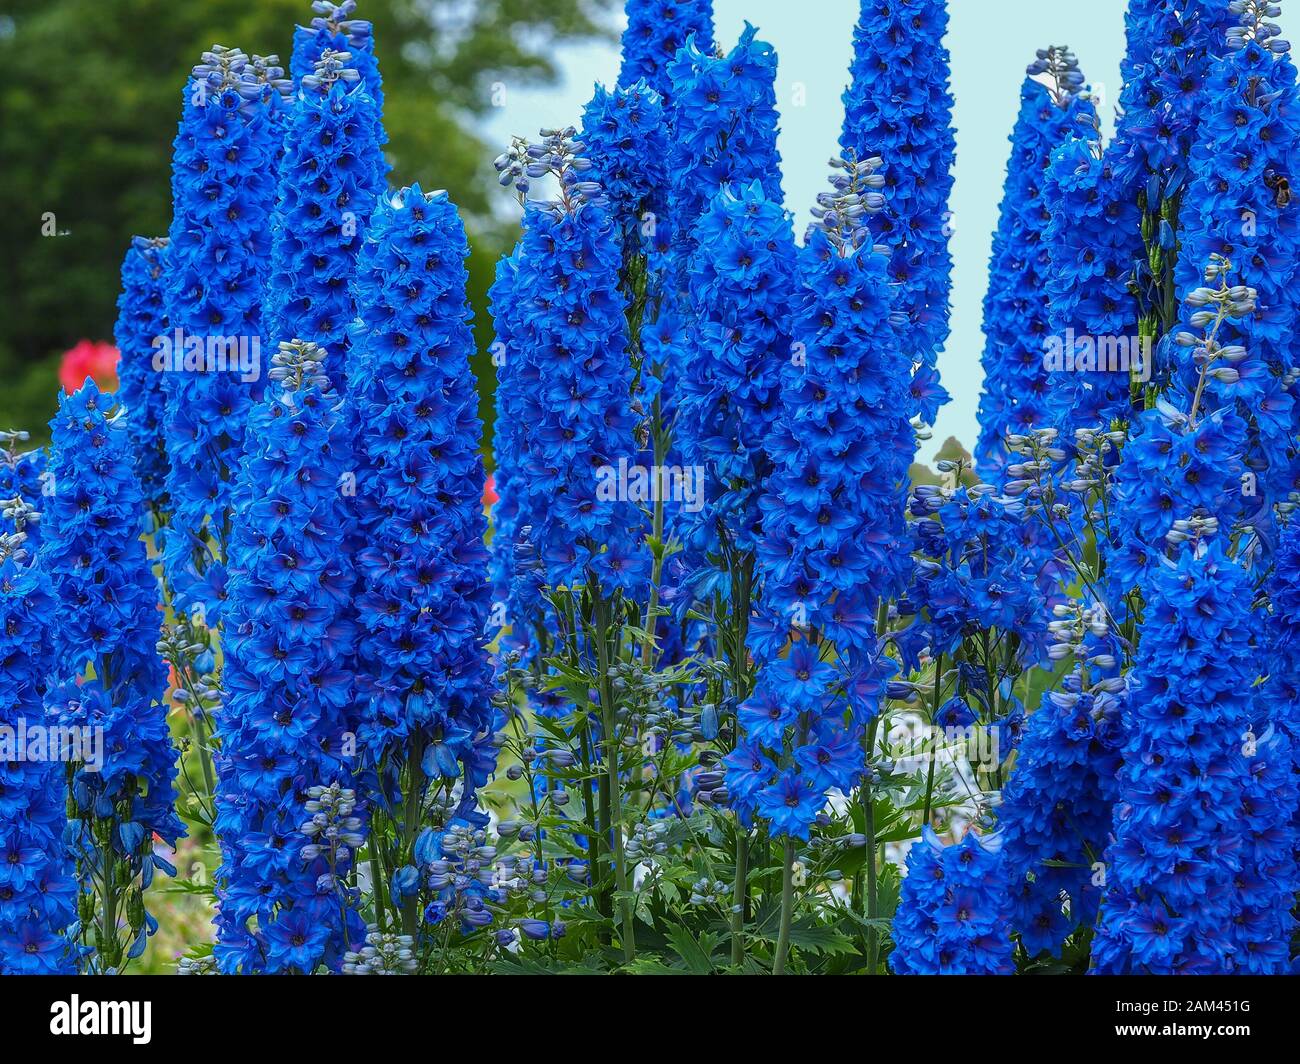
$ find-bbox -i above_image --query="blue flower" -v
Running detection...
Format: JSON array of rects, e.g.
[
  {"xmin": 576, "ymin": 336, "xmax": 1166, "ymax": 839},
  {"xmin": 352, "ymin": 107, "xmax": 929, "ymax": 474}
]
[
  {"xmin": 1091, "ymin": 541, "xmax": 1275, "ymax": 973},
  {"xmin": 114, "ymin": 236, "xmax": 171, "ymax": 508},
  {"xmin": 890, "ymin": 828, "xmax": 1013, "ymax": 975},
  {"xmin": 618, "ymin": 0, "xmax": 713, "ymax": 101},
  {"xmin": 213, "ymin": 341, "xmax": 365, "ymax": 973},
  {"xmin": 39, "ymin": 381, "xmax": 181, "ymax": 970},
  {"xmin": 0, "ymin": 513, "xmax": 78, "ymax": 975},
  {"xmin": 840, "ymin": 0, "xmax": 955, "ymax": 409},
  {"xmin": 977, "ymin": 58, "xmax": 1097, "ymax": 480},
  {"xmin": 163, "ymin": 47, "xmax": 285, "ymax": 627},
  {"xmin": 349, "ymin": 185, "xmax": 496, "ymax": 880}
]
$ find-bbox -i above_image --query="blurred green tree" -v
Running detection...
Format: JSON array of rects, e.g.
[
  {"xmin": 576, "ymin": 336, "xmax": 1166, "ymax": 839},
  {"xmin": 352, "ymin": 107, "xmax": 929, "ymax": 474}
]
[{"xmin": 0, "ymin": 0, "xmax": 615, "ymax": 440}]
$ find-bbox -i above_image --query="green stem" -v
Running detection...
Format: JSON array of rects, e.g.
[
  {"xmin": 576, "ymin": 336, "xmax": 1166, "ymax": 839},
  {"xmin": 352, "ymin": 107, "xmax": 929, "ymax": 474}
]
[
  {"xmin": 922, "ymin": 653, "xmax": 943, "ymax": 829},
  {"xmin": 862, "ymin": 717, "xmax": 881, "ymax": 974},
  {"xmin": 730, "ymin": 831, "xmax": 749, "ymax": 966},
  {"xmin": 772, "ymin": 838, "xmax": 796, "ymax": 975},
  {"xmin": 594, "ymin": 583, "xmax": 635, "ymax": 963}
]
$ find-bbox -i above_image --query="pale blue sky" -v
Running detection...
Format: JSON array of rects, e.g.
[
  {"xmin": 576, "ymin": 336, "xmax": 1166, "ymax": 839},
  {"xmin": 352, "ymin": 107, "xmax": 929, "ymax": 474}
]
[{"xmin": 483, "ymin": 0, "xmax": 1131, "ymax": 455}]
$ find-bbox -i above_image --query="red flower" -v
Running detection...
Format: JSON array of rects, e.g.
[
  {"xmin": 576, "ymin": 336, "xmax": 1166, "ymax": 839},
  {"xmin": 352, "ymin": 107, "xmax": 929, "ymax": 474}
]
[
  {"xmin": 483, "ymin": 472, "xmax": 499, "ymax": 510},
  {"xmin": 58, "ymin": 340, "xmax": 119, "ymax": 393}
]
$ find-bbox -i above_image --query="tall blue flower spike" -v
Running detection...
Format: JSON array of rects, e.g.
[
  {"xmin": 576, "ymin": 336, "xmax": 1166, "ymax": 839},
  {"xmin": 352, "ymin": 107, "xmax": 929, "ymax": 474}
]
[
  {"xmin": 348, "ymin": 185, "xmax": 495, "ymax": 925},
  {"xmin": 839, "ymin": 0, "xmax": 955, "ymax": 423},
  {"xmin": 1091, "ymin": 540, "xmax": 1273, "ymax": 973},
  {"xmin": 976, "ymin": 50, "xmax": 1096, "ymax": 481},
  {"xmin": 114, "ymin": 236, "xmax": 171, "ymax": 510},
  {"xmin": 266, "ymin": 49, "xmax": 387, "ymax": 364},
  {"xmin": 1169, "ymin": 6, "xmax": 1300, "ymax": 549},
  {"xmin": 619, "ymin": 0, "xmax": 714, "ymax": 101},
  {"xmin": 213, "ymin": 340, "xmax": 365, "ymax": 973},
  {"xmin": 40, "ymin": 382, "xmax": 182, "ymax": 972},
  {"xmin": 163, "ymin": 46, "xmax": 287, "ymax": 628},
  {"xmin": 502, "ymin": 128, "xmax": 646, "ymax": 601},
  {"xmin": 0, "ymin": 498, "xmax": 78, "ymax": 974}
]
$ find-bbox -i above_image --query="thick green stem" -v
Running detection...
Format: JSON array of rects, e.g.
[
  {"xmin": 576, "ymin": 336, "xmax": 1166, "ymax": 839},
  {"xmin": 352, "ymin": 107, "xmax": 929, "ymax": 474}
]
[
  {"xmin": 772, "ymin": 838, "xmax": 796, "ymax": 975},
  {"xmin": 594, "ymin": 584, "xmax": 635, "ymax": 963},
  {"xmin": 730, "ymin": 831, "xmax": 749, "ymax": 965},
  {"xmin": 862, "ymin": 717, "xmax": 881, "ymax": 973},
  {"xmin": 399, "ymin": 741, "xmax": 426, "ymax": 935},
  {"xmin": 922, "ymin": 653, "xmax": 943, "ymax": 829}
]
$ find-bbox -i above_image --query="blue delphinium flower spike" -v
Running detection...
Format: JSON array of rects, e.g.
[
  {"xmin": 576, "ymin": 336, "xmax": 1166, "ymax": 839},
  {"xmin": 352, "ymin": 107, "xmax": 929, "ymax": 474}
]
[
  {"xmin": 213, "ymin": 340, "xmax": 365, "ymax": 973},
  {"xmin": 349, "ymin": 185, "xmax": 495, "ymax": 861},
  {"xmin": 40, "ymin": 382, "xmax": 182, "ymax": 972},
  {"xmin": 619, "ymin": 0, "xmax": 714, "ymax": 101},
  {"xmin": 0, "ymin": 505, "xmax": 78, "ymax": 975},
  {"xmin": 976, "ymin": 52, "xmax": 1096, "ymax": 481},
  {"xmin": 839, "ymin": 0, "xmax": 955, "ymax": 420},
  {"xmin": 163, "ymin": 46, "xmax": 282, "ymax": 627},
  {"xmin": 114, "ymin": 236, "xmax": 171, "ymax": 511}
]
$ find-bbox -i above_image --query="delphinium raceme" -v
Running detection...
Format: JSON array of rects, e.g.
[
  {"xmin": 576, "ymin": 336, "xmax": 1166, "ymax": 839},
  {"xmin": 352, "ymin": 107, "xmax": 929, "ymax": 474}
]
[
  {"xmin": 114, "ymin": 236, "xmax": 171, "ymax": 515},
  {"xmin": 1090, "ymin": 534, "xmax": 1264, "ymax": 973},
  {"xmin": 618, "ymin": 0, "xmax": 714, "ymax": 101},
  {"xmin": 1106, "ymin": 0, "xmax": 1236, "ymax": 410},
  {"xmin": 212, "ymin": 341, "xmax": 365, "ymax": 973},
  {"xmin": 0, "ymin": 500, "xmax": 78, "ymax": 974},
  {"xmin": 290, "ymin": 0, "xmax": 385, "ymax": 114},
  {"xmin": 664, "ymin": 24, "xmax": 785, "ymax": 286},
  {"xmin": 1168, "ymin": 4, "xmax": 1300, "ymax": 535},
  {"xmin": 163, "ymin": 46, "xmax": 286, "ymax": 627},
  {"xmin": 839, "ymin": 0, "xmax": 955, "ymax": 424},
  {"xmin": 1041, "ymin": 110, "xmax": 1142, "ymax": 436},
  {"xmin": 40, "ymin": 382, "xmax": 183, "ymax": 973},
  {"xmin": 996, "ymin": 597, "xmax": 1125, "ymax": 962},
  {"xmin": 503, "ymin": 129, "xmax": 648, "ymax": 960},
  {"xmin": 266, "ymin": 49, "xmax": 386, "ymax": 366},
  {"xmin": 975, "ymin": 49, "xmax": 1093, "ymax": 480},
  {"xmin": 889, "ymin": 828, "xmax": 1013, "ymax": 975},
  {"xmin": 727, "ymin": 155, "xmax": 912, "ymax": 973},
  {"xmin": 348, "ymin": 185, "xmax": 494, "ymax": 937}
]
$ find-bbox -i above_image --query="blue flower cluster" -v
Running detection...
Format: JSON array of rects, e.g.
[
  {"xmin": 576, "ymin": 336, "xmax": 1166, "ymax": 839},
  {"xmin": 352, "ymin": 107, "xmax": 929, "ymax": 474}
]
[
  {"xmin": 724, "ymin": 158, "xmax": 913, "ymax": 838},
  {"xmin": 1109, "ymin": 0, "xmax": 1235, "ymax": 188},
  {"xmin": 348, "ymin": 185, "xmax": 494, "ymax": 818},
  {"xmin": 839, "ymin": 0, "xmax": 954, "ymax": 419},
  {"xmin": 908, "ymin": 485, "xmax": 1053, "ymax": 661},
  {"xmin": 163, "ymin": 47, "xmax": 286, "ymax": 625},
  {"xmin": 501, "ymin": 142, "xmax": 645, "ymax": 597},
  {"xmin": 290, "ymin": 0, "xmax": 385, "ymax": 113},
  {"xmin": 1171, "ymin": 30, "xmax": 1300, "ymax": 529},
  {"xmin": 1091, "ymin": 541, "xmax": 1281, "ymax": 973},
  {"xmin": 889, "ymin": 828, "xmax": 1013, "ymax": 975},
  {"xmin": 664, "ymin": 25, "xmax": 784, "ymax": 280},
  {"xmin": 579, "ymin": 79, "xmax": 669, "ymax": 244},
  {"xmin": 40, "ymin": 382, "xmax": 182, "ymax": 966},
  {"xmin": 266, "ymin": 50, "xmax": 386, "ymax": 364},
  {"xmin": 618, "ymin": 0, "xmax": 714, "ymax": 100},
  {"xmin": 114, "ymin": 236, "xmax": 171, "ymax": 508},
  {"xmin": 1041, "ymin": 129, "xmax": 1143, "ymax": 436},
  {"xmin": 998, "ymin": 639, "xmax": 1124, "ymax": 957},
  {"xmin": 976, "ymin": 58, "xmax": 1095, "ymax": 480},
  {"xmin": 213, "ymin": 342, "xmax": 365, "ymax": 973},
  {"xmin": 677, "ymin": 181, "xmax": 797, "ymax": 561},
  {"xmin": 0, "ymin": 508, "xmax": 77, "ymax": 974}
]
